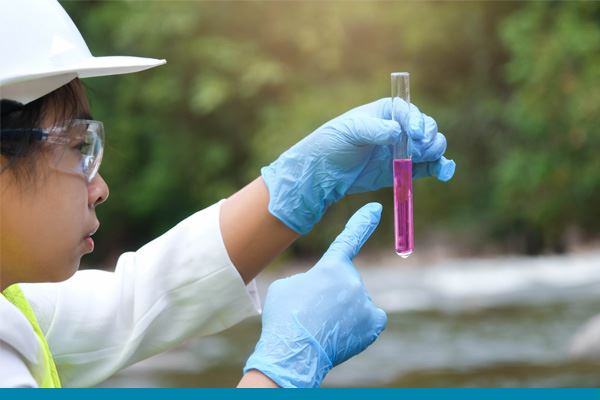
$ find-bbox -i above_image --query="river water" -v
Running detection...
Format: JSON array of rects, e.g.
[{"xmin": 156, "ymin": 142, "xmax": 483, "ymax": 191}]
[{"xmin": 98, "ymin": 250, "xmax": 600, "ymax": 387}]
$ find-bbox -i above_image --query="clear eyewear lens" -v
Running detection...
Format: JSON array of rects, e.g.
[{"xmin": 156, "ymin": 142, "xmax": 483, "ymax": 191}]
[
  {"xmin": 80, "ymin": 120, "xmax": 104, "ymax": 182},
  {"xmin": 47, "ymin": 120, "xmax": 104, "ymax": 182}
]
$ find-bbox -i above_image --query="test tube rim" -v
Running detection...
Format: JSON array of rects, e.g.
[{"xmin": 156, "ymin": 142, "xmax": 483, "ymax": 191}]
[{"xmin": 391, "ymin": 72, "xmax": 410, "ymax": 78}]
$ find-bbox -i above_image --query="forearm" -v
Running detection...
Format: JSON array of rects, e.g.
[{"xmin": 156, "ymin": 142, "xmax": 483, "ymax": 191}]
[
  {"xmin": 220, "ymin": 177, "xmax": 300, "ymax": 284},
  {"xmin": 237, "ymin": 370, "xmax": 280, "ymax": 388}
]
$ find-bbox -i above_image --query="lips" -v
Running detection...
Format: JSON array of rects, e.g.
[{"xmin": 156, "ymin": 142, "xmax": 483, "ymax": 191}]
[{"xmin": 85, "ymin": 223, "xmax": 100, "ymax": 239}]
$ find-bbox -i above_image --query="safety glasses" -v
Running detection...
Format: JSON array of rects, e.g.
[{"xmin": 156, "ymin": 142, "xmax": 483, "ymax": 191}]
[{"xmin": 0, "ymin": 119, "xmax": 104, "ymax": 182}]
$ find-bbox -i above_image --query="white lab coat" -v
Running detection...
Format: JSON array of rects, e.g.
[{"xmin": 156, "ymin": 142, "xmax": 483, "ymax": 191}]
[{"xmin": 0, "ymin": 201, "xmax": 261, "ymax": 387}]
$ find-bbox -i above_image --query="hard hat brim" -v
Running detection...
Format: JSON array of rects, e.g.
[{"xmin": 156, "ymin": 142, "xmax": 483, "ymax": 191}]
[
  {"xmin": 77, "ymin": 56, "xmax": 167, "ymax": 78},
  {"xmin": 0, "ymin": 56, "xmax": 166, "ymax": 105}
]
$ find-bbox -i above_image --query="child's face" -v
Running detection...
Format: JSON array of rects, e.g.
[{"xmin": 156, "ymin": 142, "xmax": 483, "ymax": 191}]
[{"xmin": 0, "ymin": 112, "xmax": 109, "ymax": 288}]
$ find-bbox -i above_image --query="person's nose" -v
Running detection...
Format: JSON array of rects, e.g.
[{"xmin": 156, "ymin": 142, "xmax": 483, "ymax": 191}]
[{"xmin": 88, "ymin": 173, "xmax": 109, "ymax": 208}]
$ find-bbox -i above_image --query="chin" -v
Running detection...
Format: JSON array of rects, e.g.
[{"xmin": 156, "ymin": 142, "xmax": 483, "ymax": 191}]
[{"xmin": 47, "ymin": 260, "xmax": 81, "ymax": 283}]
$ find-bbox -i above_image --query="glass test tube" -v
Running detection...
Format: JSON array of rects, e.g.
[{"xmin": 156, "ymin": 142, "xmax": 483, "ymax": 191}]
[{"xmin": 391, "ymin": 72, "xmax": 414, "ymax": 258}]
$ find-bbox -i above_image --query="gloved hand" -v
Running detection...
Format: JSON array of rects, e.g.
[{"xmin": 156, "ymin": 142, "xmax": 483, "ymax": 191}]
[
  {"xmin": 244, "ymin": 203, "xmax": 388, "ymax": 388},
  {"xmin": 261, "ymin": 97, "xmax": 456, "ymax": 234}
]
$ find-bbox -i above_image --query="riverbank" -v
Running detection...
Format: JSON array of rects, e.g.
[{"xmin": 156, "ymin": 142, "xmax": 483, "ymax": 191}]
[{"xmin": 97, "ymin": 248, "xmax": 600, "ymax": 387}]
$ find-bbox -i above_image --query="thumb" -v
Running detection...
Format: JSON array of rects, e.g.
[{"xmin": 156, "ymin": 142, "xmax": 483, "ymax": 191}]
[{"xmin": 327, "ymin": 202, "xmax": 383, "ymax": 259}]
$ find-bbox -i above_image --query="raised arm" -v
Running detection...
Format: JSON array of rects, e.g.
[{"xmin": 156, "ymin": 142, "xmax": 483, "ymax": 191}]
[{"xmin": 220, "ymin": 98, "xmax": 454, "ymax": 284}]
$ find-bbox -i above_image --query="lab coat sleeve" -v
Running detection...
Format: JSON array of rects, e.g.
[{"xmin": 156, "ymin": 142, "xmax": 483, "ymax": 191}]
[
  {"xmin": 0, "ymin": 341, "xmax": 38, "ymax": 388},
  {"xmin": 19, "ymin": 200, "xmax": 261, "ymax": 387}
]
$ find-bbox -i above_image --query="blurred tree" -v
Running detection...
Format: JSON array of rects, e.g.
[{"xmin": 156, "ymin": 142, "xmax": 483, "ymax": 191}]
[{"xmin": 496, "ymin": 1, "xmax": 600, "ymax": 253}]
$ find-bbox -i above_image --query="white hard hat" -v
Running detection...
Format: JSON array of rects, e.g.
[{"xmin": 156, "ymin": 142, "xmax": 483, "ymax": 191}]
[{"xmin": 0, "ymin": 0, "xmax": 166, "ymax": 105}]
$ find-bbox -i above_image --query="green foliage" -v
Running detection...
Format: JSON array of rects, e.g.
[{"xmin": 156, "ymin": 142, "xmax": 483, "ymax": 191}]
[
  {"xmin": 59, "ymin": 1, "xmax": 598, "ymax": 263},
  {"xmin": 495, "ymin": 1, "xmax": 600, "ymax": 252}
]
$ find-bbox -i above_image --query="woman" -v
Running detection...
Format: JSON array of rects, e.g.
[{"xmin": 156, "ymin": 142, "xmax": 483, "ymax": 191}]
[{"xmin": 0, "ymin": 0, "xmax": 455, "ymax": 388}]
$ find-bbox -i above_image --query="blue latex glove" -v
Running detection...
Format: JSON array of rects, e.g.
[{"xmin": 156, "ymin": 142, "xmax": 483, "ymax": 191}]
[
  {"xmin": 244, "ymin": 203, "xmax": 388, "ymax": 388},
  {"xmin": 262, "ymin": 97, "xmax": 456, "ymax": 235}
]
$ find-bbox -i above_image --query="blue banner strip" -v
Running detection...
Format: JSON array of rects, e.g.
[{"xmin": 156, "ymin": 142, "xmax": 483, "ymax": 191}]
[{"xmin": 1, "ymin": 388, "xmax": 599, "ymax": 400}]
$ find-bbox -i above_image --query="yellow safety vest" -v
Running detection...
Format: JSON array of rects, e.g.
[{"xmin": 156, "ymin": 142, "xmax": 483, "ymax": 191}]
[{"xmin": 2, "ymin": 284, "xmax": 62, "ymax": 388}]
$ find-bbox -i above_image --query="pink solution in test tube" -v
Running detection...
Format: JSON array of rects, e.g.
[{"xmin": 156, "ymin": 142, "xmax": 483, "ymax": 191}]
[
  {"xmin": 393, "ymin": 159, "xmax": 414, "ymax": 257},
  {"xmin": 391, "ymin": 72, "xmax": 414, "ymax": 257}
]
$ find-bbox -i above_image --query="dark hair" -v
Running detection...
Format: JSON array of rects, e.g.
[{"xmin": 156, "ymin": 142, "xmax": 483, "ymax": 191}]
[{"xmin": 0, "ymin": 78, "xmax": 90, "ymax": 185}]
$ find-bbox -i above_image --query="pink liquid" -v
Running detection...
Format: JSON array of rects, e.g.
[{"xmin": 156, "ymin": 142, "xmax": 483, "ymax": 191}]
[{"xmin": 393, "ymin": 159, "xmax": 414, "ymax": 257}]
